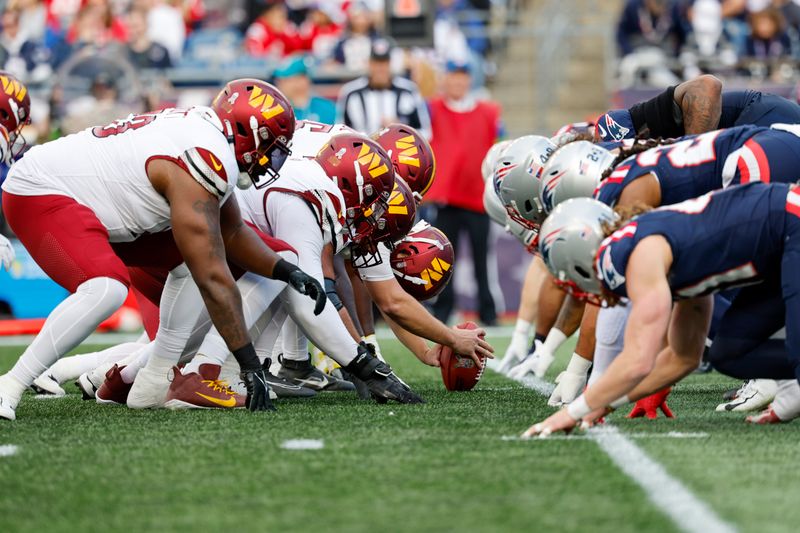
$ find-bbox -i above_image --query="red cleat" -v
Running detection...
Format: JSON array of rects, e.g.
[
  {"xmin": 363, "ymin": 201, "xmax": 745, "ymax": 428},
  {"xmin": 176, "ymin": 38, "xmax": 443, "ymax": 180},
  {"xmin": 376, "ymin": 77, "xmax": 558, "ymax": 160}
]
[
  {"xmin": 96, "ymin": 365, "xmax": 133, "ymax": 405},
  {"xmin": 746, "ymin": 406, "xmax": 785, "ymax": 424},
  {"xmin": 164, "ymin": 364, "xmax": 245, "ymax": 410}
]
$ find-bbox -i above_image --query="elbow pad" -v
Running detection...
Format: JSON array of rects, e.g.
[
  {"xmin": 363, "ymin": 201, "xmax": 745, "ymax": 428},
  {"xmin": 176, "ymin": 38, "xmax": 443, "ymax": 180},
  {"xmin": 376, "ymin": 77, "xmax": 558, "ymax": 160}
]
[{"xmin": 324, "ymin": 277, "xmax": 344, "ymax": 311}]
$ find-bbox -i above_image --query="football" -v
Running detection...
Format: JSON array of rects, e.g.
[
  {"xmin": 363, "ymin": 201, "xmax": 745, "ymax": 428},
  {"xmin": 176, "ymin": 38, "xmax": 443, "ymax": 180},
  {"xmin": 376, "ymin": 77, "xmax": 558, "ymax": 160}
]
[{"xmin": 440, "ymin": 321, "xmax": 486, "ymax": 391}]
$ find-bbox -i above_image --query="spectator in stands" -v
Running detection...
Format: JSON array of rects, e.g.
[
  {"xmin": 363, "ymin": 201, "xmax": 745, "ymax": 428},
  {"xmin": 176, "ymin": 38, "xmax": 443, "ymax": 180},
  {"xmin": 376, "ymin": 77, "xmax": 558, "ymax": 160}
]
[
  {"xmin": 744, "ymin": 7, "xmax": 792, "ymax": 60},
  {"xmin": 336, "ymin": 38, "xmax": 431, "ymax": 136},
  {"xmin": 146, "ymin": 0, "xmax": 185, "ymax": 62},
  {"xmin": 426, "ymin": 59, "xmax": 501, "ymax": 326},
  {"xmin": 616, "ymin": 0, "xmax": 688, "ymax": 87},
  {"xmin": 126, "ymin": 7, "xmax": 171, "ymax": 70},
  {"xmin": 244, "ymin": 0, "xmax": 304, "ymax": 58},
  {"xmin": 66, "ymin": 0, "xmax": 127, "ymax": 46},
  {"xmin": 0, "ymin": 8, "xmax": 51, "ymax": 83},
  {"xmin": 273, "ymin": 54, "xmax": 335, "ymax": 123},
  {"xmin": 299, "ymin": 2, "xmax": 343, "ymax": 60},
  {"xmin": 13, "ymin": 0, "xmax": 47, "ymax": 42},
  {"xmin": 331, "ymin": 1, "xmax": 380, "ymax": 71}
]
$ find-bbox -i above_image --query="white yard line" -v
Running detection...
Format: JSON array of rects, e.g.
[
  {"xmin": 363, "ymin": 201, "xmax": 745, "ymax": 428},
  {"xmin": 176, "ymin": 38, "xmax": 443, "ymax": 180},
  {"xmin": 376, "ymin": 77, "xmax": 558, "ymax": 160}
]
[
  {"xmin": 488, "ymin": 359, "xmax": 736, "ymax": 533},
  {"xmin": 0, "ymin": 444, "xmax": 18, "ymax": 457},
  {"xmin": 280, "ymin": 439, "xmax": 324, "ymax": 450}
]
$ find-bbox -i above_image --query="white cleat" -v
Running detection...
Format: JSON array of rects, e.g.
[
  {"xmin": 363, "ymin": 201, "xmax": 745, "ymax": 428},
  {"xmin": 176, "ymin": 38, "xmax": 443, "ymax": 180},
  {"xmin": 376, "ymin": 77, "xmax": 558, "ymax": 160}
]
[
  {"xmin": 126, "ymin": 365, "xmax": 170, "ymax": 409},
  {"xmin": 715, "ymin": 379, "xmax": 777, "ymax": 412},
  {"xmin": 31, "ymin": 373, "xmax": 66, "ymax": 397},
  {"xmin": 0, "ymin": 392, "xmax": 16, "ymax": 420},
  {"xmin": 76, "ymin": 372, "xmax": 101, "ymax": 400}
]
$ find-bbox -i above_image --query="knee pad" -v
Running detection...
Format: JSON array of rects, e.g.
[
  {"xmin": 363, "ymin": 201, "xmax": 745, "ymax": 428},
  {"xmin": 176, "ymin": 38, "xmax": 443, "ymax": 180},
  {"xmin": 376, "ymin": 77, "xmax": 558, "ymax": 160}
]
[{"xmin": 76, "ymin": 277, "xmax": 129, "ymax": 314}]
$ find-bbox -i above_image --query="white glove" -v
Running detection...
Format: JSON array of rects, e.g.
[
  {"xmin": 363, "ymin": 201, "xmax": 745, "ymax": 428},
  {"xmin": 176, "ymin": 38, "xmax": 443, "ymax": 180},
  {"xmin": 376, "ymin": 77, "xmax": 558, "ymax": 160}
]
[
  {"xmin": 508, "ymin": 339, "xmax": 546, "ymax": 380},
  {"xmin": 0, "ymin": 234, "xmax": 15, "ymax": 270},
  {"xmin": 548, "ymin": 370, "xmax": 587, "ymax": 406},
  {"xmin": 497, "ymin": 320, "xmax": 531, "ymax": 375}
]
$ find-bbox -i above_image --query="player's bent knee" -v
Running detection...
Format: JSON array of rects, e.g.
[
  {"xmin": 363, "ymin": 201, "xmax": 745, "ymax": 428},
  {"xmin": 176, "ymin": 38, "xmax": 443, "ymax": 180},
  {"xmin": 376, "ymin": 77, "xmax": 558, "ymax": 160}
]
[{"xmin": 75, "ymin": 277, "xmax": 129, "ymax": 315}]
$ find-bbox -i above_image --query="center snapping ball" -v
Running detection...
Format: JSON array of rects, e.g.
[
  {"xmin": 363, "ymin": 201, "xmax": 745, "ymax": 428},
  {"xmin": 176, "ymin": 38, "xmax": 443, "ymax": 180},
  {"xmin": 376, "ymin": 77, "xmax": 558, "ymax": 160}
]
[{"xmin": 440, "ymin": 322, "xmax": 486, "ymax": 391}]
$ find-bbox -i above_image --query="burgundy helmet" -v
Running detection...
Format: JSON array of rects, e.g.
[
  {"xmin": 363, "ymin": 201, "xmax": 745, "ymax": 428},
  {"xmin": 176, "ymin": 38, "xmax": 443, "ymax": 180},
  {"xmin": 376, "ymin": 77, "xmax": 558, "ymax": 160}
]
[
  {"xmin": 316, "ymin": 133, "xmax": 396, "ymax": 262},
  {"xmin": 371, "ymin": 123, "xmax": 435, "ymax": 203},
  {"xmin": 0, "ymin": 71, "xmax": 31, "ymax": 158},
  {"xmin": 390, "ymin": 221, "xmax": 454, "ymax": 300},
  {"xmin": 211, "ymin": 78, "xmax": 295, "ymax": 188},
  {"xmin": 351, "ymin": 177, "xmax": 417, "ymax": 265}
]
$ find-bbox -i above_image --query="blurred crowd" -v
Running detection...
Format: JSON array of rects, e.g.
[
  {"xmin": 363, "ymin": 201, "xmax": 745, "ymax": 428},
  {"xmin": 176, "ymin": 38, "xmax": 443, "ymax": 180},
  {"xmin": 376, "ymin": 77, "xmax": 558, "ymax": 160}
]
[{"xmin": 617, "ymin": 0, "xmax": 800, "ymax": 87}]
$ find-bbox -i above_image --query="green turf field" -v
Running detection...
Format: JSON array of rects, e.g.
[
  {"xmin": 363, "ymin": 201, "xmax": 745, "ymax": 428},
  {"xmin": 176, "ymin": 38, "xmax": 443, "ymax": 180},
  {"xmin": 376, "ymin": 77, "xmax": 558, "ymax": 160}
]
[{"xmin": 0, "ymin": 334, "xmax": 796, "ymax": 533}]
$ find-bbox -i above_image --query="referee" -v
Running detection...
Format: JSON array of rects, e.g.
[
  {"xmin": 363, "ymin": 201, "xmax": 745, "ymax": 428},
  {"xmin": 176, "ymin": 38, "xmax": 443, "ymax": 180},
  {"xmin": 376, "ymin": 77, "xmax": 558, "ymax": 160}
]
[{"xmin": 336, "ymin": 38, "xmax": 431, "ymax": 138}]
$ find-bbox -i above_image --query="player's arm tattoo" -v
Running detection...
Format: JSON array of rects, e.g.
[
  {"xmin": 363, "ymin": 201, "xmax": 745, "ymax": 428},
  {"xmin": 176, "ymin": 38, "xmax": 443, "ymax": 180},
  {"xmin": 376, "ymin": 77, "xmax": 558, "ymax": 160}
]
[
  {"xmin": 192, "ymin": 199, "xmax": 226, "ymax": 261},
  {"xmin": 682, "ymin": 91, "xmax": 721, "ymax": 135}
]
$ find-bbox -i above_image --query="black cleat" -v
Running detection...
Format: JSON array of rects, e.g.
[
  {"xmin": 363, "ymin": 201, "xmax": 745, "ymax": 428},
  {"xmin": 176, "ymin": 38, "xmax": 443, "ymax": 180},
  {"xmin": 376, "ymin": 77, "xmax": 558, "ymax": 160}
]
[
  {"xmin": 344, "ymin": 346, "xmax": 424, "ymax": 404},
  {"xmin": 277, "ymin": 355, "xmax": 356, "ymax": 392}
]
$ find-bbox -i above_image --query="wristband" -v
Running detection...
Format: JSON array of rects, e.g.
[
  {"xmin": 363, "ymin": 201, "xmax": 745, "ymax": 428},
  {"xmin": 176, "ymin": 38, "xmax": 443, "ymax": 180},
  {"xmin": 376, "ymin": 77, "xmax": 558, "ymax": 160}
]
[
  {"xmin": 272, "ymin": 259, "xmax": 300, "ymax": 283},
  {"xmin": 232, "ymin": 343, "xmax": 261, "ymax": 371},
  {"xmin": 566, "ymin": 394, "xmax": 592, "ymax": 420},
  {"xmin": 609, "ymin": 395, "xmax": 630, "ymax": 410},
  {"xmin": 324, "ymin": 277, "xmax": 344, "ymax": 310}
]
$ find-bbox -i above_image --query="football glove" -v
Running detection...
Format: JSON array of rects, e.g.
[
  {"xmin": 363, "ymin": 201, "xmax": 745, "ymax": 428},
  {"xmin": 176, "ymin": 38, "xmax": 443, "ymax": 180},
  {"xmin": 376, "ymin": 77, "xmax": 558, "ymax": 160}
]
[
  {"xmin": 627, "ymin": 387, "xmax": 673, "ymax": 419},
  {"xmin": 240, "ymin": 360, "xmax": 276, "ymax": 412},
  {"xmin": 548, "ymin": 370, "xmax": 588, "ymax": 407},
  {"xmin": 0, "ymin": 234, "xmax": 15, "ymax": 271}
]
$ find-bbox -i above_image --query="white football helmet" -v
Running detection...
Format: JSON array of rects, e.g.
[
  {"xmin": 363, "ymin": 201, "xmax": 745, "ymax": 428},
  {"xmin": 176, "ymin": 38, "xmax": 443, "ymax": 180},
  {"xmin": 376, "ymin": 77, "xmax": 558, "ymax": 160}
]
[
  {"xmin": 481, "ymin": 140, "xmax": 512, "ymax": 182},
  {"xmin": 538, "ymin": 197, "xmax": 616, "ymax": 301},
  {"xmin": 493, "ymin": 135, "xmax": 556, "ymax": 230},
  {"xmin": 538, "ymin": 141, "xmax": 615, "ymax": 214}
]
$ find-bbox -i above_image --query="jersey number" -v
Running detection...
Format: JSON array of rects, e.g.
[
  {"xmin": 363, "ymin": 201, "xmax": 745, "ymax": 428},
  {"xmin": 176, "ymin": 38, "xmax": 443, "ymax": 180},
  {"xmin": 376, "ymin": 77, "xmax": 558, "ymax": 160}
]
[
  {"xmin": 636, "ymin": 130, "xmax": 720, "ymax": 168},
  {"xmin": 676, "ymin": 263, "xmax": 759, "ymax": 298},
  {"xmin": 92, "ymin": 113, "xmax": 160, "ymax": 138}
]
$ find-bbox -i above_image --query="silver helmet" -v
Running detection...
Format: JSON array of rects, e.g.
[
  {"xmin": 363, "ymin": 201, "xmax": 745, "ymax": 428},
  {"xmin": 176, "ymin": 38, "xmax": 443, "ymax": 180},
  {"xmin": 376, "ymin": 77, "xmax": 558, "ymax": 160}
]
[
  {"xmin": 493, "ymin": 135, "xmax": 557, "ymax": 230},
  {"xmin": 483, "ymin": 179, "xmax": 538, "ymax": 253},
  {"xmin": 538, "ymin": 197, "xmax": 617, "ymax": 300},
  {"xmin": 538, "ymin": 141, "xmax": 615, "ymax": 215},
  {"xmin": 481, "ymin": 140, "xmax": 512, "ymax": 182}
]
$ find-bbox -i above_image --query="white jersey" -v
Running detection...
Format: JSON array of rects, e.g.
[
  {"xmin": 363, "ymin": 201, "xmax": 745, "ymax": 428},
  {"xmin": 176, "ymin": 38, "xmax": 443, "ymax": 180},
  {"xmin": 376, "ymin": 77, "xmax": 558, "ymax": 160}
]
[
  {"xmin": 237, "ymin": 157, "xmax": 348, "ymax": 252},
  {"xmin": 3, "ymin": 107, "xmax": 238, "ymax": 242},
  {"xmin": 291, "ymin": 120, "xmax": 356, "ymax": 158}
]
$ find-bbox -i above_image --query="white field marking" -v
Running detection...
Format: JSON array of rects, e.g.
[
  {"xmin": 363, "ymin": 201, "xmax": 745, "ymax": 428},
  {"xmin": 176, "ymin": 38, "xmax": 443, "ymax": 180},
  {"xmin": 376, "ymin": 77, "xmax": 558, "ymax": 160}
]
[
  {"xmin": 488, "ymin": 361, "xmax": 737, "ymax": 533},
  {"xmin": 0, "ymin": 445, "xmax": 18, "ymax": 457},
  {"xmin": 33, "ymin": 394, "xmax": 65, "ymax": 400},
  {"xmin": 486, "ymin": 358, "xmax": 555, "ymax": 396},
  {"xmin": 280, "ymin": 439, "xmax": 325, "ymax": 451}
]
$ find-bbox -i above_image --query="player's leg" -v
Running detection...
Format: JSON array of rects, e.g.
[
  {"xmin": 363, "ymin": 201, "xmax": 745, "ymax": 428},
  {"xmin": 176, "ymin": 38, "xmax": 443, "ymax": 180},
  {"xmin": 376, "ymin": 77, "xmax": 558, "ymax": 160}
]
[
  {"xmin": 0, "ymin": 193, "xmax": 129, "ymax": 420},
  {"xmin": 465, "ymin": 208, "xmax": 498, "ymax": 326},
  {"xmin": 587, "ymin": 304, "xmax": 630, "ymax": 385},
  {"xmin": 432, "ymin": 205, "xmax": 461, "ymax": 324}
]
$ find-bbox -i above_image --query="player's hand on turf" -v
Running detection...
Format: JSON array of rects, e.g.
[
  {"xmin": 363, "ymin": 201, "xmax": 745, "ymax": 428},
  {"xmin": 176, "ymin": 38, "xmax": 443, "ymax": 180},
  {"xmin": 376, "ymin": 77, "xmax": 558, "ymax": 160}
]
[
  {"xmin": 522, "ymin": 409, "xmax": 578, "ymax": 438},
  {"xmin": 0, "ymin": 234, "xmax": 15, "ymax": 271},
  {"xmin": 240, "ymin": 364, "xmax": 276, "ymax": 412},
  {"xmin": 452, "ymin": 327, "xmax": 494, "ymax": 368},
  {"xmin": 287, "ymin": 270, "xmax": 326, "ymax": 315},
  {"xmin": 497, "ymin": 330, "xmax": 528, "ymax": 374},
  {"xmin": 509, "ymin": 340, "xmax": 554, "ymax": 380},
  {"xmin": 627, "ymin": 387, "xmax": 674, "ymax": 419},
  {"xmin": 548, "ymin": 370, "xmax": 588, "ymax": 406}
]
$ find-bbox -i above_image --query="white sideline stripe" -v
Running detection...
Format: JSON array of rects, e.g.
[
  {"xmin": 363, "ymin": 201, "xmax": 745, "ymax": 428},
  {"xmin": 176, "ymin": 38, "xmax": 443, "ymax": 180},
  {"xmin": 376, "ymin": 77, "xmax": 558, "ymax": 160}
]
[
  {"xmin": 488, "ymin": 360, "xmax": 736, "ymax": 533},
  {"xmin": 280, "ymin": 439, "xmax": 324, "ymax": 450},
  {"xmin": 0, "ymin": 445, "xmax": 18, "ymax": 457}
]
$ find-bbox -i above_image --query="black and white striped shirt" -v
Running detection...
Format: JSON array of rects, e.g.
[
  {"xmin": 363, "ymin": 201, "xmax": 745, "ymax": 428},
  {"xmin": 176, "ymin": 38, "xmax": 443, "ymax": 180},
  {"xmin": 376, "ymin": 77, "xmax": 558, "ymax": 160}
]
[{"xmin": 336, "ymin": 76, "xmax": 432, "ymax": 139}]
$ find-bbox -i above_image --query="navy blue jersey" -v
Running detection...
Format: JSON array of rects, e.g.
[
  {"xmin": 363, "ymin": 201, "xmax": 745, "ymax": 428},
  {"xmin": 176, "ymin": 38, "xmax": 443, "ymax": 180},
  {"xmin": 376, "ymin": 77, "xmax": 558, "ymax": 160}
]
[
  {"xmin": 594, "ymin": 126, "xmax": 800, "ymax": 207},
  {"xmin": 595, "ymin": 182, "xmax": 800, "ymax": 299},
  {"xmin": 721, "ymin": 91, "xmax": 800, "ymax": 129}
]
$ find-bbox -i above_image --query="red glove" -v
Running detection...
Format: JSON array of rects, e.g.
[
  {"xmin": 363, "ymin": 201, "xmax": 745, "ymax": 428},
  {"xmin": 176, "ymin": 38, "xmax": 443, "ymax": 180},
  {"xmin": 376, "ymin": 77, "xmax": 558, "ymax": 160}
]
[{"xmin": 627, "ymin": 387, "xmax": 674, "ymax": 419}]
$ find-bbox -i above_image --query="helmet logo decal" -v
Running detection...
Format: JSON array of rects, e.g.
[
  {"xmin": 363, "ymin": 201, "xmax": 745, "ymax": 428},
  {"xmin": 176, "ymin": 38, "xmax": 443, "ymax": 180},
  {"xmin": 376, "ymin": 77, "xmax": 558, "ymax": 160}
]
[
  {"xmin": 357, "ymin": 143, "xmax": 389, "ymax": 178},
  {"xmin": 387, "ymin": 184, "xmax": 409, "ymax": 215},
  {"xmin": 541, "ymin": 169, "xmax": 566, "ymax": 212},
  {"xmin": 248, "ymin": 86, "xmax": 285, "ymax": 120},
  {"xmin": 395, "ymin": 135, "xmax": 420, "ymax": 167},
  {"xmin": 0, "ymin": 75, "xmax": 26, "ymax": 102},
  {"xmin": 599, "ymin": 114, "xmax": 630, "ymax": 141},
  {"xmin": 421, "ymin": 257, "xmax": 452, "ymax": 290}
]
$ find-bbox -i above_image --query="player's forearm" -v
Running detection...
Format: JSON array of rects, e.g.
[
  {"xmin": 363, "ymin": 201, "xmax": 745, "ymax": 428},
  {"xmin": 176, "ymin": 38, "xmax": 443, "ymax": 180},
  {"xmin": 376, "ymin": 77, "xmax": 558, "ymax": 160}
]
[
  {"xmin": 518, "ymin": 257, "xmax": 545, "ymax": 323},
  {"xmin": 337, "ymin": 307, "xmax": 363, "ymax": 342},
  {"xmin": 553, "ymin": 295, "xmax": 584, "ymax": 337},
  {"xmin": 624, "ymin": 346, "xmax": 697, "ymax": 402},
  {"xmin": 382, "ymin": 312, "xmax": 429, "ymax": 361},
  {"xmin": 350, "ymin": 274, "xmax": 376, "ymax": 337},
  {"xmin": 678, "ymin": 75, "xmax": 722, "ymax": 134},
  {"xmin": 224, "ymin": 224, "xmax": 281, "ymax": 278},
  {"xmin": 378, "ymin": 291, "xmax": 456, "ymax": 348},
  {"xmin": 574, "ymin": 304, "xmax": 597, "ymax": 361},
  {"xmin": 196, "ymin": 273, "xmax": 251, "ymax": 351}
]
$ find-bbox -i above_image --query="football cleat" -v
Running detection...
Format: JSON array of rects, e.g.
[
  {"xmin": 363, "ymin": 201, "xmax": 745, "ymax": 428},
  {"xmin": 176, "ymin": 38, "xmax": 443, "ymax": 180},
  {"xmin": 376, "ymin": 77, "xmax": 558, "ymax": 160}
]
[
  {"xmin": 31, "ymin": 372, "xmax": 66, "ymax": 397},
  {"xmin": 343, "ymin": 346, "xmax": 424, "ymax": 404},
  {"xmin": 745, "ymin": 406, "xmax": 785, "ymax": 424},
  {"xmin": 127, "ymin": 365, "xmax": 170, "ymax": 409},
  {"xmin": 715, "ymin": 379, "xmax": 777, "ymax": 412},
  {"xmin": 164, "ymin": 365, "xmax": 245, "ymax": 410},
  {"xmin": 277, "ymin": 355, "xmax": 356, "ymax": 392},
  {"xmin": 95, "ymin": 365, "xmax": 133, "ymax": 405},
  {"xmin": 76, "ymin": 372, "xmax": 102, "ymax": 400}
]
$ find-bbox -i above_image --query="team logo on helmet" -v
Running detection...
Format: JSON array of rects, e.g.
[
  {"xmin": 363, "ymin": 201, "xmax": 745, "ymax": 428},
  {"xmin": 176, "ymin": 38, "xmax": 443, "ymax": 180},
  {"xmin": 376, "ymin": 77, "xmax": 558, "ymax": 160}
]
[
  {"xmin": 247, "ymin": 86, "xmax": 285, "ymax": 120},
  {"xmin": 387, "ymin": 182, "xmax": 409, "ymax": 215},
  {"xmin": 358, "ymin": 143, "xmax": 390, "ymax": 178},
  {"xmin": 539, "ymin": 228, "xmax": 565, "ymax": 267},
  {"xmin": 420, "ymin": 256, "xmax": 451, "ymax": 291},
  {"xmin": 598, "ymin": 114, "xmax": 630, "ymax": 142},
  {"xmin": 394, "ymin": 135, "xmax": 420, "ymax": 167},
  {"xmin": 0, "ymin": 75, "xmax": 26, "ymax": 103},
  {"xmin": 541, "ymin": 169, "xmax": 567, "ymax": 213}
]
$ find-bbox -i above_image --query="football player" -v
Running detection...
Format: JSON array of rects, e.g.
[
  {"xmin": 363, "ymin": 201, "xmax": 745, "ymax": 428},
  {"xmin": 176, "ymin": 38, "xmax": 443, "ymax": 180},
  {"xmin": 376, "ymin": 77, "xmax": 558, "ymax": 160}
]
[
  {"xmin": 525, "ymin": 182, "xmax": 800, "ymax": 436},
  {"xmin": 0, "ymin": 79, "xmax": 327, "ymax": 420}
]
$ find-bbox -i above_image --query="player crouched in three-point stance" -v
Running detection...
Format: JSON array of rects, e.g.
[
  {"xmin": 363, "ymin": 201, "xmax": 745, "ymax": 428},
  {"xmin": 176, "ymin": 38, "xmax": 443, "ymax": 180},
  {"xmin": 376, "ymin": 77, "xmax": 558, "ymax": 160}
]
[
  {"xmin": 0, "ymin": 79, "xmax": 326, "ymax": 420},
  {"xmin": 525, "ymin": 182, "xmax": 800, "ymax": 436}
]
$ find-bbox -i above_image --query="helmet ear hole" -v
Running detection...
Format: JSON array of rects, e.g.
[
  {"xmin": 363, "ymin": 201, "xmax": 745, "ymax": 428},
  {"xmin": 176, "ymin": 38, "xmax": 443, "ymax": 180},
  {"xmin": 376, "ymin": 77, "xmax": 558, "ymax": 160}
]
[
  {"xmin": 524, "ymin": 199, "xmax": 534, "ymax": 213},
  {"xmin": 236, "ymin": 122, "xmax": 247, "ymax": 137},
  {"xmin": 574, "ymin": 265, "xmax": 591, "ymax": 280}
]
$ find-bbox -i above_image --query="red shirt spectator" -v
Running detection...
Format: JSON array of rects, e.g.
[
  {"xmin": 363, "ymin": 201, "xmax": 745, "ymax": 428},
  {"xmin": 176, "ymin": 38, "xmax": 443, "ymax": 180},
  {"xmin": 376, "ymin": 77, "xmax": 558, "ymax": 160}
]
[{"xmin": 245, "ymin": 1, "xmax": 304, "ymax": 58}]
